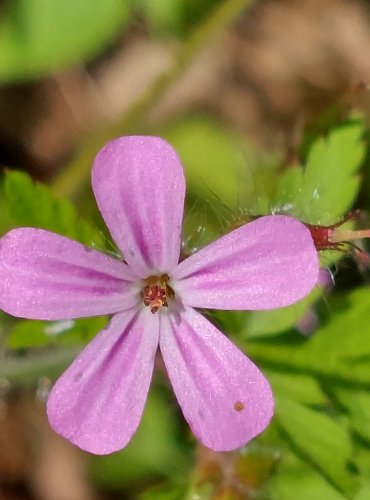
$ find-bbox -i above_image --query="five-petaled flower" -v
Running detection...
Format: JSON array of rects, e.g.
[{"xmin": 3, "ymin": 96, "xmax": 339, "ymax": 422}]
[{"xmin": 0, "ymin": 137, "xmax": 319, "ymax": 454}]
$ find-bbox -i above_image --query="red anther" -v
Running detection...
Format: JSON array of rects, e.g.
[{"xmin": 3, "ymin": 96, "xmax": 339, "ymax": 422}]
[{"xmin": 141, "ymin": 274, "xmax": 174, "ymax": 313}]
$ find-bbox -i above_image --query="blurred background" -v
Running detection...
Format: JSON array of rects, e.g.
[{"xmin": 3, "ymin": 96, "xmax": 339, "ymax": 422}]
[{"xmin": 1, "ymin": 0, "xmax": 370, "ymax": 499}]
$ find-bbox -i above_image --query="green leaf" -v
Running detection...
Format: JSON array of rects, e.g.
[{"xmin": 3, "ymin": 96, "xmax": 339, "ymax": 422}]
[
  {"xmin": 3, "ymin": 170, "xmax": 105, "ymax": 248},
  {"xmin": 0, "ymin": 0, "xmax": 130, "ymax": 82},
  {"xmin": 267, "ymin": 453, "xmax": 346, "ymax": 500},
  {"xmin": 7, "ymin": 316, "xmax": 107, "ymax": 350},
  {"xmin": 354, "ymin": 483, "xmax": 370, "ymax": 500},
  {"xmin": 298, "ymin": 287, "xmax": 370, "ymax": 363},
  {"xmin": 136, "ymin": 0, "xmax": 184, "ymax": 35},
  {"xmin": 266, "ymin": 371, "xmax": 326, "ymax": 406},
  {"xmin": 278, "ymin": 120, "xmax": 365, "ymax": 224},
  {"xmin": 164, "ymin": 117, "xmax": 278, "ymax": 213},
  {"xmin": 137, "ymin": 0, "xmax": 224, "ymax": 38},
  {"xmin": 247, "ymin": 287, "xmax": 370, "ymax": 385},
  {"xmin": 247, "ymin": 287, "xmax": 323, "ymax": 338},
  {"xmin": 276, "ymin": 397, "xmax": 358, "ymax": 495},
  {"xmin": 333, "ymin": 388, "xmax": 370, "ymax": 445},
  {"xmin": 275, "ymin": 167, "xmax": 304, "ymax": 210},
  {"xmin": 140, "ymin": 483, "xmax": 187, "ymax": 500},
  {"xmin": 354, "ymin": 443, "xmax": 370, "ymax": 478}
]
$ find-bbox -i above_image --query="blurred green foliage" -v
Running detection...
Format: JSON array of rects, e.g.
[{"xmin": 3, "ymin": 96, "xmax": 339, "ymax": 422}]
[
  {"xmin": 0, "ymin": 0, "xmax": 131, "ymax": 82},
  {"xmin": 276, "ymin": 397, "xmax": 356, "ymax": 495},
  {"xmin": 137, "ymin": 0, "xmax": 223, "ymax": 37},
  {"xmin": 7, "ymin": 316, "xmax": 107, "ymax": 349},
  {"xmin": 0, "ymin": 0, "xmax": 228, "ymax": 83},
  {"xmin": 266, "ymin": 454, "xmax": 346, "ymax": 500}
]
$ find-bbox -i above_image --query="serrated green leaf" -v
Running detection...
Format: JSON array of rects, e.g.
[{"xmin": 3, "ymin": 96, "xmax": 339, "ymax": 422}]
[
  {"xmin": 278, "ymin": 120, "xmax": 365, "ymax": 224},
  {"xmin": 276, "ymin": 397, "xmax": 358, "ymax": 495},
  {"xmin": 7, "ymin": 316, "xmax": 107, "ymax": 349},
  {"xmin": 0, "ymin": 0, "xmax": 130, "ymax": 82},
  {"xmin": 3, "ymin": 170, "xmax": 104, "ymax": 248},
  {"xmin": 275, "ymin": 167, "xmax": 304, "ymax": 210}
]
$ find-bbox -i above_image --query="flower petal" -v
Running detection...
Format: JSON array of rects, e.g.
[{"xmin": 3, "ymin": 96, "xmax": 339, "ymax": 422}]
[
  {"xmin": 173, "ymin": 215, "xmax": 318, "ymax": 310},
  {"xmin": 0, "ymin": 228, "xmax": 137, "ymax": 319},
  {"xmin": 47, "ymin": 308, "xmax": 159, "ymax": 454},
  {"xmin": 92, "ymin": 136, "xmax": 186, "ymax": 277},
  {"xmin": 159, "ymin": 306, "xmax": 274, "ymax": 451}
]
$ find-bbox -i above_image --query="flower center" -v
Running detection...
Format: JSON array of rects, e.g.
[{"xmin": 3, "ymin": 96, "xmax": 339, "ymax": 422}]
[{"xmin": 141, "ymin": 274, "xmax": 175, "ymax": 314}]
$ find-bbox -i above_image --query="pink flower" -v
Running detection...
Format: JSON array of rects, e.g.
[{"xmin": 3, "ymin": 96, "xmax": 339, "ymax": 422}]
[{"xmin": 0, "ymin": 137, "xmax": 318, "ymax": 454}]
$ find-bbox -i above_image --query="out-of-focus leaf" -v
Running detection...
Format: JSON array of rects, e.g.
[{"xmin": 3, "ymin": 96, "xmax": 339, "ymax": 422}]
[
  {"xmin": 277, "ymin": 120, "xmax": 365, "ymax": 224},
  {"xmin": 247, "ymin": 287, "xmax": 322, "ymax": 338},
  {"xmin": 355, "ymin": 443, "xmax": 370, "ymax": 478},
  {"xmin": 333, "ymin": 388, "xmax": 370, "ymax": 445},
  {"xmin": 89, "ymin": 388, "xmax": 186, "ymax": 488},
  {"xmin": 247, "ymin": 287, "xmax": 370, "ymax": 385},
  {"xmin": 137, "ymin": 0, "xmax": 223, "ymax": 37},
  {"xmin": 3, "ymin": 170, "xmax": 105, "ymax": 248},
  {"xmin": 276, "ymin": 397, "xmax": 357, "ymax": 495},
  {"xmin": 297, "ymin": 287, "xmax": 370, "ymax": 363},
  {"xmin": 140, "ymin": 482, "xmax": 187, "ymax": 500},
  {"xmin": 164, "ymin": 118, "xmax": 278, "ymax": 214},
  {"xmin": 136, "ymin": 0, "xmax": 183, "ymax": 35},
  {"xmin": 266, "ymin": 453, "xmax": 346, "ymax": 500},
  {"xmin": 354, "ymin": 483, "xmax": 370, "ymax": 500},
  {"xmin": 213, "ymin": 310, "xmax": 248, "ymax": 340},
  {"xmin": 353, "ymin": 446, "xmax": 370, "ymax": 498},
  {"xmin": 7, "ymin": 316, "xmax": 107, "ymax": 349},
  {"xmin": 267, "ymin": 371, "xmax": 326, "ymax": 406},
  {"xmin": 0, "ymin": 0, "xmax": 130, "ymax": 82},
  {"xmin": 249, "ymin": 338, "xmax": 370, "ymax": 386},
  {"xmin": 0, "ymin": 346, "xmax": 79, "ymax": 383}
]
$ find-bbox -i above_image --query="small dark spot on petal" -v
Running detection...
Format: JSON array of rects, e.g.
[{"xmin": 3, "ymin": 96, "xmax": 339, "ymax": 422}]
[
  {"xmin": 234, "ymin": 401, "xmax": 245, "ymax": 412},
  {"xmin": 74, "ymin": 372, "xmax": 83, "ymax": 382},
  {"xmin": 84, "ymin": 246, "xmax": 93, "ymax": 253}
]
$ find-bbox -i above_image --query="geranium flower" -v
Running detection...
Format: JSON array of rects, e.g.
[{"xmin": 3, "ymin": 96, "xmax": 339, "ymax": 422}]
[{"xmin": 0, "ymin": 137, "xmax": 318, "ymax": 454}]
